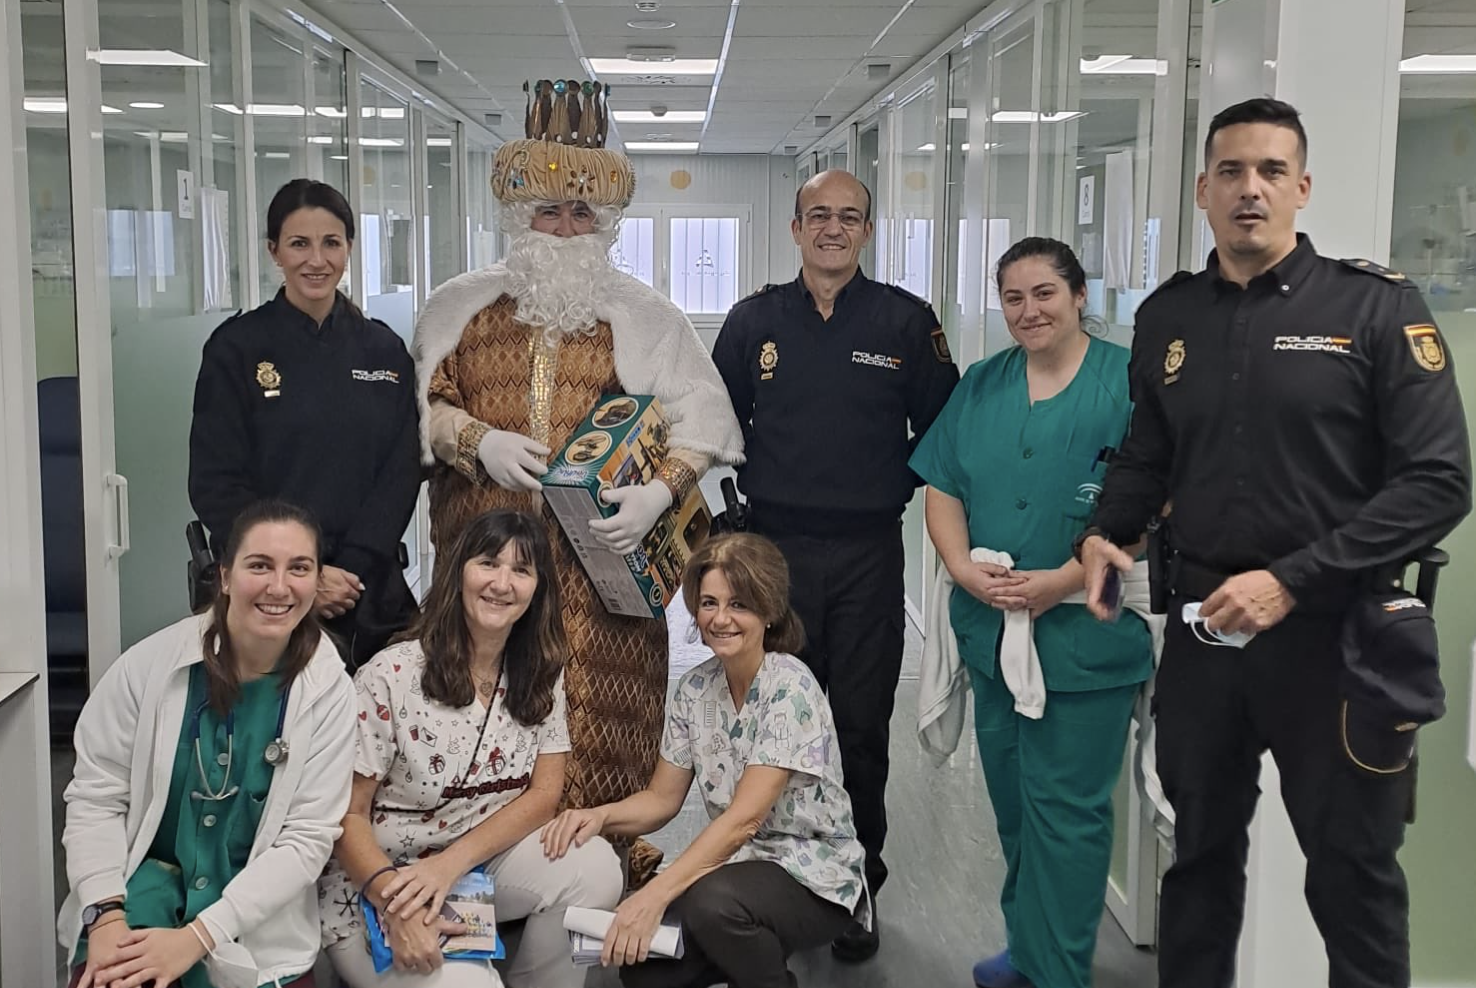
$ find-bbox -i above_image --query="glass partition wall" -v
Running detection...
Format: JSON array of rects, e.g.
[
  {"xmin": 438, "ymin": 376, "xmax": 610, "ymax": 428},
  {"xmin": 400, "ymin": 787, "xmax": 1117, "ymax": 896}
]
[
  {"xmin": 50, "ymin": 0, "xmax": 501, "ymax": 655},
  {"xmin": 800, "ymin": 0, "xmax": 1206, "ymax": 948}
]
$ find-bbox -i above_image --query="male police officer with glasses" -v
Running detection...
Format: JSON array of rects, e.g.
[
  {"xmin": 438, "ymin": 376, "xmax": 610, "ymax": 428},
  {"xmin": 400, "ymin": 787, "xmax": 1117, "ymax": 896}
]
[
  {"xmin": 1077, "ymin": 98, "xmax": 1471, "ymax": 988},
  {"xmin": 711, "ymin": 169, "xmax": 958, "ymax": 961}
]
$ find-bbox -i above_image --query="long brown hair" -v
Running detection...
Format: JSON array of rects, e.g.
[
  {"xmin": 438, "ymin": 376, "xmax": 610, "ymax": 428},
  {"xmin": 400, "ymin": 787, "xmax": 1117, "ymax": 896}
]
[
  {"xmin": 406, "ymin": 510, "xmax": 566, "ymax": 724},
  {"xmin": 203, "ymin": 500, "xmax": 324, "ymax": 714},
  {"xmin": 681, "ymin": 533, "xmax": 806, "ymax": 655}
]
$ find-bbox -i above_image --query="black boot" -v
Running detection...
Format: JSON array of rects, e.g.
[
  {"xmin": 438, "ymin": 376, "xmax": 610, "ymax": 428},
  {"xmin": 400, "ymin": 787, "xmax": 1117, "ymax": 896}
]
[{"xmin": 830, "ymin": 891, "xmax": 879, "ymax": 963}]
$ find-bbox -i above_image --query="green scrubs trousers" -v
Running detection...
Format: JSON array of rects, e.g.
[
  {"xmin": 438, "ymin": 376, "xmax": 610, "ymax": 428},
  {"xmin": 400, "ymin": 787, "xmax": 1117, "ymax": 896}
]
[{"xmin": 969, "ymin": 662, "xmax": 1138, "ymax": 988}]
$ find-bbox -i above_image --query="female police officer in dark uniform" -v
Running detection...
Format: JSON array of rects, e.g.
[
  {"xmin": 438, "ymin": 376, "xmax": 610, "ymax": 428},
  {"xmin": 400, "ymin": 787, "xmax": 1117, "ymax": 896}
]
[{"xmin": 189, "ymin": 179, "xmax": 420, "ymax": 668}]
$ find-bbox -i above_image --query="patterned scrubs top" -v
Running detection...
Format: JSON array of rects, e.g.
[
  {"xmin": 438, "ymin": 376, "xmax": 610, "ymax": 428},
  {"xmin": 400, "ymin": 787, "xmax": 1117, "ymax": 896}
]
[
  {"xmin": 318, "ymin": 641, "xmax": 570, "ymax": 944},
  {"xmin": 662, "ymin": 653, "xmax": 865, "ymax": 913}
]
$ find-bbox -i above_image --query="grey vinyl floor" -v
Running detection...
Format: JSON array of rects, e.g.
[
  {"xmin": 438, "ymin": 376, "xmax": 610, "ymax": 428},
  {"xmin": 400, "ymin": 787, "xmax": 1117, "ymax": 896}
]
[{"xmin": 48, "ymin": 624, "xmax": 1158, "ymax": 988}]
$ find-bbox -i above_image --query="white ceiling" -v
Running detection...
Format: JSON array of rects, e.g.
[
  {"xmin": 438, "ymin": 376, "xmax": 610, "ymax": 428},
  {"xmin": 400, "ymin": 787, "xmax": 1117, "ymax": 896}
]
[{"xmin": 300, "ymin": 0, "xmax": 991, "ymax": 153}]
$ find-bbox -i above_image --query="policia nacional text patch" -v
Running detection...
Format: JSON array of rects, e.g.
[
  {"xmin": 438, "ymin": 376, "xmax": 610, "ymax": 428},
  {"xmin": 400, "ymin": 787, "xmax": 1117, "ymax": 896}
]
[{"xmin": 1403, "ymin": 324, "xmax": 1447, "ymax": 373}]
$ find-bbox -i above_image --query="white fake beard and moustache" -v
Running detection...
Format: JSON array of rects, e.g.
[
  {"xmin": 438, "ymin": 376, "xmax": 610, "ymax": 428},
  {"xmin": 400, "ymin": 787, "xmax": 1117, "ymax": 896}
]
[{"xmin": 503, "ymin": 228, "xmax": 618, "ymax": 340}]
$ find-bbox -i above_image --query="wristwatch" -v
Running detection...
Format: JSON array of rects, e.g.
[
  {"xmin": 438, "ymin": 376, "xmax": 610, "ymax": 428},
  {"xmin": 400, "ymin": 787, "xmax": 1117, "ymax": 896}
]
[
  {"xmin": 82, "ymin": 900, "xmax": 126, "ymax": 928},
  {"xmin": 1071, "ymin": 526, "xmax": 1108, "ymax": 564}
]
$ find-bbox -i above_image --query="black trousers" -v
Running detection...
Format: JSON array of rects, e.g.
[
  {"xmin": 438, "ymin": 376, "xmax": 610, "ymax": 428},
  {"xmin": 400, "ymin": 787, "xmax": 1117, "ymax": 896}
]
[
  {"xmin": 1154, "ymin": 604, "xmax": 1413, "ymax": 988},
  {"xmin": 755, "ymin": 521, "xmax": 906, "ymax": 894},
  {"xmin": 619, "ymin": 861, "xmax": 853, "ymax": 988}
]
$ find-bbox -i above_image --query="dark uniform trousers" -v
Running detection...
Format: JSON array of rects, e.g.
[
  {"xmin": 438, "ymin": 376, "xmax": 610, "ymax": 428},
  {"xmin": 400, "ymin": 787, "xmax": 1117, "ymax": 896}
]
[
  {"xmin": 755, "ymin": 517, "xmax": 906, "ymax": 894},
  {"xmin": 1154, "ymin": 603, "xmax": 1412, "ymax": 988},
  {"xmin": 619, "ymin": 861, "xmax": 852, "ymax": 988}
]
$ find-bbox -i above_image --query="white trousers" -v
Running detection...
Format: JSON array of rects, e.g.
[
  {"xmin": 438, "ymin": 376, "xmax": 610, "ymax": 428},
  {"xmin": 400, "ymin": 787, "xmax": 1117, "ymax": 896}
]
[{"xmin": 329, "ymin": 830, "xmax": 622, "ymax": 988}]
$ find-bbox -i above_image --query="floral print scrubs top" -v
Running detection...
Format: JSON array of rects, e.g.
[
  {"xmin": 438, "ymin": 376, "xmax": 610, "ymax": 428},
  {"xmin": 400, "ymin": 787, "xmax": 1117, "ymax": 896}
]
[
  {"xmin": 318, "ymin": 640, "xmax": 570, "ymax": 944},
  {"xmin": 662, "ymin": 652, "xmax": 866, "ymax": 913}
]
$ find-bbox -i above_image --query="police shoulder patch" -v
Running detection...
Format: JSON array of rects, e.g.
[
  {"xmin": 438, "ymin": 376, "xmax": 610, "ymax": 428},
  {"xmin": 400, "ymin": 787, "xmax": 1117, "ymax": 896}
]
[
  {"xmin": 1338, "ymin": 258, "xmax": 1409, "ymax": 284},
  {"xmin": 1403, "ymin": 324, "xmax": 1448, "ymax": 373}
]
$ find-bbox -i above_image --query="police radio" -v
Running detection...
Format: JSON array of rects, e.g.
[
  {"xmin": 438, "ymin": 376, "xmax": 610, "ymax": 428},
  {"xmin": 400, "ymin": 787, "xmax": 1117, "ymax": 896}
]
[
  {"xmin": 712, "ymin": 477, "xmax": 750, "ymax": 534},
  {"xmin": 186, "ymin": 520, "xmax": 218, "ymax": 612}
]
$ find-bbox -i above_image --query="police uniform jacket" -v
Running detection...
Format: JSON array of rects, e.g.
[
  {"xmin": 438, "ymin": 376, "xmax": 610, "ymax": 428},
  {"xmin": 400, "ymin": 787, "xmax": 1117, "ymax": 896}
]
[
  {"xmin": 188, "ymin": 290, "xmax": 420, "ymax": 646},
  {"xmin": 1091, "ymin": 234, "xmax": 1472, "ymax": 606},
  {"xmin": 711, "ymin": 270, "xmax": 960, "ymax": 534}
]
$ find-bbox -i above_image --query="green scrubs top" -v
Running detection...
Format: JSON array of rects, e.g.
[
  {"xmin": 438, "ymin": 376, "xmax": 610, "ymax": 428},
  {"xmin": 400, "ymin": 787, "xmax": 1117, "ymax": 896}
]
[
  {"xmin": 75, "ymin": 664, "xmax": 287, "ymax": 988},
  {"xmin": 909, "ymin": 336, "xmax": 1152, "ymax": 692}
]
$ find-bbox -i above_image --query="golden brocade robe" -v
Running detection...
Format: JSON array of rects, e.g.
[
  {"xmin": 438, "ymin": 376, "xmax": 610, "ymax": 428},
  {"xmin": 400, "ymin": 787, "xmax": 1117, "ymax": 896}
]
[{"xmin": 426, "ymin": 296, "xmax": 670, "ymax": 810}]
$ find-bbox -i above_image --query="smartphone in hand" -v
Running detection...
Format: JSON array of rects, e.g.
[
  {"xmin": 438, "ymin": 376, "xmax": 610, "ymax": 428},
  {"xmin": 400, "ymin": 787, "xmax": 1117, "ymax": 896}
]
[
  {"xmin": 437, "ymin": 902, "xmax": 463, "ymax": 947},
  {"xmin": 1101, "ymin": 567, "xmax": 1123, "ymax": 620}
]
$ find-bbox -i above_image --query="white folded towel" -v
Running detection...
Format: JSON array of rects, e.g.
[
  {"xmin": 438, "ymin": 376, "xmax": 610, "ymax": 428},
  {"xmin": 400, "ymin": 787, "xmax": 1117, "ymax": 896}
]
[{"xmin": 916, "ymin": 551, "xmax": 1172, "ymax": 826}]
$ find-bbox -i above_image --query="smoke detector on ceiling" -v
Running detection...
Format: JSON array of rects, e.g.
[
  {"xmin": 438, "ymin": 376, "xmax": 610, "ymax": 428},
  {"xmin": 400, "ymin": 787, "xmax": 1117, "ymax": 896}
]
[{"xmin": 634, "ymin": 1, "xmax": 661, "ymax": 11}]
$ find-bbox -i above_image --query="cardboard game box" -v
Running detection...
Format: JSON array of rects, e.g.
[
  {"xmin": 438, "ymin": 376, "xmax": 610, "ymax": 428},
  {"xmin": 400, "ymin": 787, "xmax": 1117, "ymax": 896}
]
[{"xmin": 541, "ymin": 395, "xmax": 712, "ymax": 618}]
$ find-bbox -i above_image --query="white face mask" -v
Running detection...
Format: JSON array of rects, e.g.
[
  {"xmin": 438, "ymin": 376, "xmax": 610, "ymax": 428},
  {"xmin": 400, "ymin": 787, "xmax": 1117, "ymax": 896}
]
[
  {"xmin": 203, "ymin": 940, "xmax": 260, "ymax": 988},
  {"xmin": 1180, "ymin": 601, "xmax": 1256, "ymax": 649}
]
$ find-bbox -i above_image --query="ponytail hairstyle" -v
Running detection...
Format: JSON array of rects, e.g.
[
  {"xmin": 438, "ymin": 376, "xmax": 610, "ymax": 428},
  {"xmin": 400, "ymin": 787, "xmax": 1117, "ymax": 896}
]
[
  {"xmin": 265, "ymin": 178, "xmax": 365, "ymax": 320},
  {"xmin": 681, "ymin": 533, "xmax": 806, "ymax": 655},
  {"xmin": 203, "ymin": 499, "xmax": 324, "ymax": 715},
  {"xmin": 995, "ymin": 236, "xmax": 1106, "ymax": 335}
]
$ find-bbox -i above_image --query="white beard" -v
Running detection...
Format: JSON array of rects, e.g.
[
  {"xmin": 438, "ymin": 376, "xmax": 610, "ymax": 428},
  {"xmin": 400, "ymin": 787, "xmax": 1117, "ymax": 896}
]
[{"xmin": 502, "ymin": 229, "xmax": 618, "ymax": 341}]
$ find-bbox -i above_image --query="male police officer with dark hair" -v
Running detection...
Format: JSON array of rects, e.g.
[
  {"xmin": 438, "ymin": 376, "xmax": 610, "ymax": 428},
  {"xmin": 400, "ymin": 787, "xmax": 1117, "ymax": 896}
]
[
  {"xmin": 1076, "ymin": 97, "xmax": 1471, "ymax": 988},
  {"xmin": 711, "ymin": 168, "xmax": 959, "ymax": 961}
]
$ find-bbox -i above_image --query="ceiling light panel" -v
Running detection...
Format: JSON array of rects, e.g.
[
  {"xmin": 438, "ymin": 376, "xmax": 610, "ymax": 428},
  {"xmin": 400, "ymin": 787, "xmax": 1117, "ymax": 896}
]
[
  {"xmin": 611, "ymin": 110, "xmax": 707, "ymax": 123},
  {"xmin": 624, "ymin": 141, "xmax": 699, "ymax": 152},
  {"xmin": 589, "ymin": 57, "xmax": 717, "ymax": 76},
  {"xmin": 1400, "ymin": 55, "xmax": 1476, "ymax": 73},
  {"xmin": 94, "ymin": 49, "xmax": 207, "ymax": 67}
]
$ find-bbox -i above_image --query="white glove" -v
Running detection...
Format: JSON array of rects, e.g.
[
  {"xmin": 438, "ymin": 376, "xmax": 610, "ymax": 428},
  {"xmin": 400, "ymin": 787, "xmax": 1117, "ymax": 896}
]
[
  {"xmin": 478, "ymin": 429, "xmax": 551, "ymax": 492},
  {"xmin": 588, "ymin": 481, "xmax": 674, "ymax": 555}
]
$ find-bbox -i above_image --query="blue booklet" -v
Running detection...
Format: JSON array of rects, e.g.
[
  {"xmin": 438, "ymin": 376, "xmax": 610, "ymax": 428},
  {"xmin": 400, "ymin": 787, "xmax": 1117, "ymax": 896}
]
[{"xmin": 363, "ymin": 868, "xmax": 506, "ymax": 973}]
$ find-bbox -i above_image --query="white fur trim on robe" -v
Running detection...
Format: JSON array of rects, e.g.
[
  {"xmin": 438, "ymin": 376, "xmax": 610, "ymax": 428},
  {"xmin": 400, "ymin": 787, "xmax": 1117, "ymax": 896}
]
[{"xmin": 410, "ymin": 263, "xmax": 746, "ymax": 468}]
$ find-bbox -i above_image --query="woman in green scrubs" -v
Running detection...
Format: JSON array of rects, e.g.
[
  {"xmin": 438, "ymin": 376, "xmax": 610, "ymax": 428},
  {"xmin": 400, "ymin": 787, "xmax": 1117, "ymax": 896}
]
[
  {"xmin": 59, "ymin": 500, "xmax": 356, "ymax": 988},
  {"xmin": 909, "ymin": 238, "xmax": 1153, "ymax": 988}
]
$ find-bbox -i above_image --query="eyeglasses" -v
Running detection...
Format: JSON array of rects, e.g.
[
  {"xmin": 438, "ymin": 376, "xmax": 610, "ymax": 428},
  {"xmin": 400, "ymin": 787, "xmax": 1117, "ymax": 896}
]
[{"xmin": 799, "ymin": 208, "xmax": 867, "ymax": 230}]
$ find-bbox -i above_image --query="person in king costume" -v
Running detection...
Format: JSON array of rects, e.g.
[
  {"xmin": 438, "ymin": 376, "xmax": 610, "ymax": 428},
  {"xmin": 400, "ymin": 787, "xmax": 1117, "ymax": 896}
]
[{"xmin": 410, "ymin": 78, "xmax": 744, "ymax": 879}]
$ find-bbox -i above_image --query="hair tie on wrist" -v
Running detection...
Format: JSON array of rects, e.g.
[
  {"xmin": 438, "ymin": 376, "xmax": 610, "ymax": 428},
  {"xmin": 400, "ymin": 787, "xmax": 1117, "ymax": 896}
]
[{"xmin": 360, "ymin": 864, "xmax": 399, "ymax": 902}]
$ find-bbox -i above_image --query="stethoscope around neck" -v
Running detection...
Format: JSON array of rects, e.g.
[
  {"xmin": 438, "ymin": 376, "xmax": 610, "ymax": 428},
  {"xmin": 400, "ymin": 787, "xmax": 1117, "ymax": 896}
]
[{"xmin": 189, "ymin": 683, "xmax": 292, "ymax": 802}]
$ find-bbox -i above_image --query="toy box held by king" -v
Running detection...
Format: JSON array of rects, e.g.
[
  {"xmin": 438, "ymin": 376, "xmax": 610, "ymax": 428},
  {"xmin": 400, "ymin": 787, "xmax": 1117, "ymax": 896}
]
[{"xmin": 541, "ymin": 394, "xmax": 712, "ymax": 618}]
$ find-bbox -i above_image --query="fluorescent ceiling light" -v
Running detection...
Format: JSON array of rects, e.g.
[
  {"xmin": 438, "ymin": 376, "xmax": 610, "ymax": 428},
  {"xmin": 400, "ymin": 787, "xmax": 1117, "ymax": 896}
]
[
  {"xmin": 990, "ymin": 110, "xmax": 1086, "ymax": 123},
  {"xmin": 612, "ymin": 110, "xmax": 707, "ymax": 123},
  {"xmin": 330, "ymin": 154, "xmax": 348, "ymax": 160},
  {"xmin": 248, "ymin": 104, "xmax": 306, "ymax": 117},
  {"xmin": 94, "ymin": 49, "xmax": 207, "ymax": 67},
  {"xmin": 624, "ymin": 141, "xmax": 699, "ymax": 152},
  {"xmin": 308, "ymin": 136, "xmax": 334, "ymax": 145},
  {"xmin": 917, "ymin": 142, "xmax": 1000, "ymax": 152},
  {"xmin": 129, "ymin": 101, "xmax": 164, "ymax": 109},
  {"xmin": 25, "ymin": 97, "xmax": 121, "ymax": 114},
  {"xmin": 589, "ymin": 57, "xmax": 717, "ymax": 76},
  {"xmin": 360, "ymin": 137, "xmax": 404, "ymax": 147},
  {"xmin": 214, "ymin": 102, "xmax": 243, "ymax": 115},
  {"xmin": 426, "ymin": 137, "xmax": 453, "ymax": 147},
  {"xmin": 1080, "ymin": 55, "xmax": 1163, "ymax": 75},
  {"xmin": 314, "ymin": 106, "xmax": 347, "ymax": 118},
  {"xmin": 361, "ymin": 106, "xmax": 406, "ymax": 119},
  {"xmin": 262, "ymin": 152, "xmax": 291, "ymax": 159},
  {"xmin": 1400, "ymin": 54, "xmax": 1476, "ymax": 73}
]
